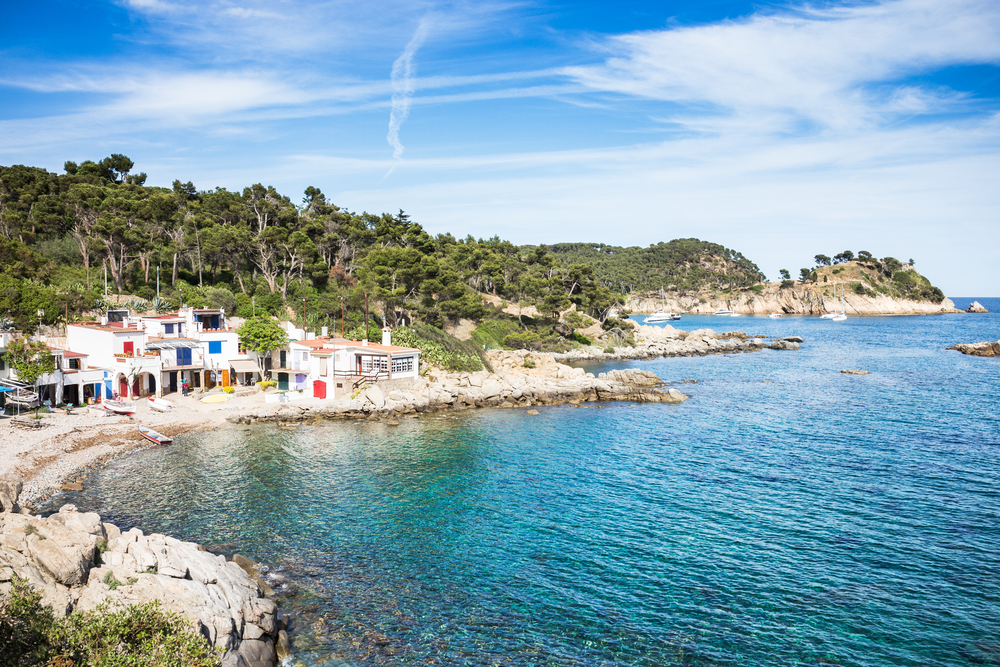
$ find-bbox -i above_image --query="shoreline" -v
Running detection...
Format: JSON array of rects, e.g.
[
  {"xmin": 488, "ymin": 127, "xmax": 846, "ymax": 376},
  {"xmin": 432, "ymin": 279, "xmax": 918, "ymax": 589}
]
[{"xmin": 4, "ymin": 326, "xmax": 798, "ymax": 507}]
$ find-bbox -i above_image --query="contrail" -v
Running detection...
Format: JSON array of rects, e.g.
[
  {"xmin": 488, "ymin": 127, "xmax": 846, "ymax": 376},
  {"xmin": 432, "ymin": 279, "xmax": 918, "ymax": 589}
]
[{"xmin": 385, "ymin": 20, "xmax": 430, "ymax": 175}]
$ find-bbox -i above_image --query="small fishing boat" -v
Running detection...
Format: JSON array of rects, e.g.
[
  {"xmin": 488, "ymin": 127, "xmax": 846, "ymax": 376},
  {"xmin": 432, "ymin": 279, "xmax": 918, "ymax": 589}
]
[
  {"xmin": 147, "ymin": 396, "xmax": 175, "ymax": 412},
  {"xmin": 714, "ymin": 309, "xmax": 735, "ymax": 316},
  {"xmin": 138, "ymin": 425, "xmax": 172, "ymax": 445},
  {"xmin": 101, "ymin": 400, "xmax": 136, "ymax": 416}
]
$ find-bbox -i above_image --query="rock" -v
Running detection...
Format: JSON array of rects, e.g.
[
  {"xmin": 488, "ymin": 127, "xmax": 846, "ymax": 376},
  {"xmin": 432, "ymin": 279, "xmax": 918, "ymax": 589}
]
[
  {"xmin": 947, "ymin": 341, "xmax": 1000, "ymax": 357},
  {"xmin": 363, "ymin": 385, "xmax": 386, "ymax": 409},
  {"xmin": 840, "ymin": 369, "xmax": 871, "ymax": 375},
  {"xmin": 60, "ymin": 483, "xmax": 84, "ymax": 492},
  {"xmin": 526, "ymin": 409, "xmax": 540, "ymax": 415},
  {"xmin": 386, "ymin": 418, "xmax": 400, "ymax": 426},
  {"xmin": 0, "ymin": 476, "xmax": 22, "ymax": 514},
  {"xmin": 774, "ymin": 336, "xmax": 805, "ymax": 343},
  {"xmin": 276, "ymin": 629, "xmax": 291, "ymax": 660},
  {"xmin": 667, "ymin": 388, "xmax": 688, "ymax": 401},
  {"xmin": 965, "ymin": 300, "xmax": 990, "ymax": 313}
]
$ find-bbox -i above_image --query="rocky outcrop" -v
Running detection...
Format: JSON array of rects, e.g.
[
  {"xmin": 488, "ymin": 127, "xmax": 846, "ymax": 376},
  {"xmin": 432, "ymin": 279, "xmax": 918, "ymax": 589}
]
[
  {"xmin": 965, "ymin": 301, "xmax": 990, "ymax": 313},
  {"xmin": 232, "ymin": 351, "xmax": 689, "ymax": 425},
  {"xmin": 626, "ymin": 284, "xmax": 959, "ymax": 315},
  {"xmin": 947, "ymin": 341, "xmax": 1000, "ymax": 357},
  {"xmin": 0, "ymin": 488, "xmax": 282, "ymax": 667},
  {"xmin": 555, "ymin": 326, "xmax": 802, "ymax": 363}
]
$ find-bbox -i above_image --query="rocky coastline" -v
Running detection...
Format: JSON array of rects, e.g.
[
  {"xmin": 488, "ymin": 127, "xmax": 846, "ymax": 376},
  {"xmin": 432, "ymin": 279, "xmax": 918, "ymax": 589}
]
[
  {"xmin": 232, "ymin": 349, "xmax": 689, "ymax": 426},
  {"xmin": 625, "ymin": 284, "xmax": 959, "ymax": 315},
  {"xmin": 556, "ymin": 324, "xmax": 802, "ymax": 362},
  {"xmin": 0, "ymin": 477, "xmax": 286, "ymax": 667}
]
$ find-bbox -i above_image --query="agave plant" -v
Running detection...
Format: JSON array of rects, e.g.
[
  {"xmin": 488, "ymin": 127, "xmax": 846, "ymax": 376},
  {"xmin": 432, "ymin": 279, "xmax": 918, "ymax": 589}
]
[
  {"xmin": 0, "ymin": 315, "xmax": 15, "ymax": 331},
  {"xmin": 149, "ymin": 296, "xmax": 171, "ymax": 313}
]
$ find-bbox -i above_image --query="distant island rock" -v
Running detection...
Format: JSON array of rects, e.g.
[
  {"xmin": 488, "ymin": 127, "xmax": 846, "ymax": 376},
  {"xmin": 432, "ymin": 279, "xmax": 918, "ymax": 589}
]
[
  {"xmin": 946, "ymin": 341, "xmax": 1000, "ymax": 357},
  {"xmin": 965, "ymin": 301, "xmax": 990, "ymax": 313}
]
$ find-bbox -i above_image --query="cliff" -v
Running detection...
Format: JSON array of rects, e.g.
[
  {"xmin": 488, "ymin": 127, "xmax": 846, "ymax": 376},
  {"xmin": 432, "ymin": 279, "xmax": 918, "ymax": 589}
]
[{"xmin": 626, "ymin": 261, "xmax": 959, "ymax": 315}]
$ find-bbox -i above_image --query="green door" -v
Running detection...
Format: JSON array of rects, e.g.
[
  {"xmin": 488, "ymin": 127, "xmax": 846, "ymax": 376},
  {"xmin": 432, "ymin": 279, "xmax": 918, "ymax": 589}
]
[
  {"xmin": 277, "ymin": 372, "xmax": 288, "ymax": 391},
  {"xmin": 279, "ymin": 350, "xmax": 286, "ymax": 368}
]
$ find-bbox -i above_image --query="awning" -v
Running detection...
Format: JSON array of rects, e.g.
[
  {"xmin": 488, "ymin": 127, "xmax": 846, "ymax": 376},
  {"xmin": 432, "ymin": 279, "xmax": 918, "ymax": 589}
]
[
  {"xmin": 229, "ymin": 359, "xmax": 261, "ymax": 373},
  {"xmin": 0, "ymin": 387, "xmax": 14, "ymax": 393},
  {"xmin": 145, "ymin": 339, "xmax": 202, "ymax": 350}
]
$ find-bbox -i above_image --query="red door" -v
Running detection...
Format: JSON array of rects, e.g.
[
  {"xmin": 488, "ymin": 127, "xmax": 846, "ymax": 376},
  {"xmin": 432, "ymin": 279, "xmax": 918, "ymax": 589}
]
[
  {"xmin": 123, "ymin": 341, "xmax": 134, "ymax": 355},
  {"xmin": 313, "ymin": 380, "xmax": 326, "ymax": 399},
  {"xmin": 119, "ymin": 377, "xmax": 128, "ymax": 397},
  {"xmin": 132, "ymin": 377, "xmax": 140, "ymax": 397}
]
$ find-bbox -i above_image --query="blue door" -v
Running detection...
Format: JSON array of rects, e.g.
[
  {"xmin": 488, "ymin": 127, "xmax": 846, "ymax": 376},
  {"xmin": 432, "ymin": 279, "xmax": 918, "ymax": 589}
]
[{"xmin": 177, "ymin": 348, "xmax": 192, "ymax": 366}]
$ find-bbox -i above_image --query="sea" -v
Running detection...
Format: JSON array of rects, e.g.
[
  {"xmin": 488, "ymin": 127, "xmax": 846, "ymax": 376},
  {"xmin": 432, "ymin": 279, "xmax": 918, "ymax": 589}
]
[{"xmin": 43, "ymin": 297, "xmax": 1000, "ymax": 667}]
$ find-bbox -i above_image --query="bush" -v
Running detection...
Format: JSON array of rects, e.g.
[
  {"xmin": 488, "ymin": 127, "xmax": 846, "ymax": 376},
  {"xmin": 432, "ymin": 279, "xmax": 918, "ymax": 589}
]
[
  {"xmin": 779, "ymin": 280, "xmax": 795, "ymax": 289},
  {"xmin": 222, "ymin": 386, "xmax": 235, "ymax": 394},
  {"xmin": 256, "ymin": 380, "xmax": 276, "ymax": 390},
  {"xmin": 392, "ymin": 324, "xmax": 491, "ymax": 372},
  {"xmin": 0, "ymin": 577, "xmax": 220, "ymax": 667}
]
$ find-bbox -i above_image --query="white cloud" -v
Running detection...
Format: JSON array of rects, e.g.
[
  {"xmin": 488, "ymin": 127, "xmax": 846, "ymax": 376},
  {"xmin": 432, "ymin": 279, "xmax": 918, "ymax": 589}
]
[{"xmin": 566, "ymin": 0, "xmax": 1000, "ymax": 131}]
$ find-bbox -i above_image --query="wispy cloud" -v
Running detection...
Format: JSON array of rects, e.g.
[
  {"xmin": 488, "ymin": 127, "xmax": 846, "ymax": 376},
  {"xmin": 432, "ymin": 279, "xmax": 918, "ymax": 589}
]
[
  {"xmin": 387, "ymin": 19, "xmax": 432, "ymax": 168},
  {"xmin": 566, "ymin": 0, "xmax": 1000, "ymax": 132}
]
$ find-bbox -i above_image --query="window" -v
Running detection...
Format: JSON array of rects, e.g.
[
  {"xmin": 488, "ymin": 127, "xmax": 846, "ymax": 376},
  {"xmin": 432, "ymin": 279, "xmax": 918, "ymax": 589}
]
[
  {"xmin": 69, "ymin": 358, "xmax": 81, "ymax": 370},
  {"xmin": 391, "ymin": 356, "xmax": 414, "ymax": 374},
  {"xmin": 165, "ymin": 323, "xmax": 174, "ymax": 334},
  {"xmin": 0, "ymin": 356, "xmax": 5, "ymax": 371},
  {"xmin": 361, "ymin": 356, "xmax": 388, "ymax": 373},
  {"xmin": 208, "ymin": 341, "xmax": 222, "ymax": 354},
  {"xmin": 123, "ymin": 341, "xmax": 134, "ymax": 354}
]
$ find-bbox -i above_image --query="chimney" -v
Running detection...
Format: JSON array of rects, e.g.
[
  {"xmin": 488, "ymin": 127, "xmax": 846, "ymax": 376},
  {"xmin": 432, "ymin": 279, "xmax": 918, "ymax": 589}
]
[
  {"xmin": 382, "ymin": 327, "xmax": 392, "ymax": 346},
  {"xmin": 101, "ymin": 315, "xmax": 108, "ymax": 326},
  {"xmin": 321, "ymin": 326, "xmax": 328, "ymax": 337},
  {"xmin": 361, "ymin": 339, "xmax": 368, "ymax": 346},
  {"xmin": 306, "ymin": 332, "xmax": 316, "ymax": 341}
]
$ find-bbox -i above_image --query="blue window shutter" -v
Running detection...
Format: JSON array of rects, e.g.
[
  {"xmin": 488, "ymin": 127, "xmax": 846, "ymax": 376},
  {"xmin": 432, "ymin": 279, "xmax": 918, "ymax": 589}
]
[{"xmin": 209, "ymin": 341, "xmax": 222, "ymax": 354}]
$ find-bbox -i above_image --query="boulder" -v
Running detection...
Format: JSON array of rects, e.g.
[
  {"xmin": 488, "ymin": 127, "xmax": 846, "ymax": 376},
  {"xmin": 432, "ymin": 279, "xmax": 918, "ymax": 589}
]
[
  {"xmin": 965, "ymin": 300, "xmax": 990, "ymax": 313},
  {"xmin": 0, "ymin": 476, "xmax": 22, "ymax": 514},
  {"xmin": 363, "ymin": 385, "xmax": 386, "ymax": 409}
]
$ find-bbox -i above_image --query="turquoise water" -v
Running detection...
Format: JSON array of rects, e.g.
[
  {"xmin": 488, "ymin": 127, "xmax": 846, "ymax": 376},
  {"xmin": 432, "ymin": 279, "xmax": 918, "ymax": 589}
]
[{"xmin": 47, "ymin": 304, "xmax": 1000, "ymax": 666}]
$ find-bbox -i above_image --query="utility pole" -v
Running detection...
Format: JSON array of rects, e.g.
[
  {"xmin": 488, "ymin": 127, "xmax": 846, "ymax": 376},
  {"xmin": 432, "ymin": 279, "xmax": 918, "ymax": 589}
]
[
  {"xmin": 341, "ymin": 298, "xmax": 345, "ymax": 339},
  {"xmin": 364, "ymin": 292, "xmax": 369, "ymax": 340},
  {"xmin": 104, "ymin": 266, "xmax": 108, "ymax": 297},
  {"xmin": 157, "ymin": 266, "xmax": 160, "ymax": 298}
]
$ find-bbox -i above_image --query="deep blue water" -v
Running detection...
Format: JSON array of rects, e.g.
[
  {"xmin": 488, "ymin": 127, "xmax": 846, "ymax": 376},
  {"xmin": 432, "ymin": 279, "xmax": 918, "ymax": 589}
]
[{"xmin": 46, "ymin": 304, "xmax": 1000, "ymax": 666}]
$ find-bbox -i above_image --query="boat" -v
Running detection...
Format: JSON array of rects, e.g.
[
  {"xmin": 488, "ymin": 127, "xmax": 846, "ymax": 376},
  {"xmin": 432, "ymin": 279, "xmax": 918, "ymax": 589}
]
[
  {"xmin": 819, "ymin": 312, "xmax": 838, "ymax": 319},
  {"xmin": 644, "ymin": 310, "xmax": 682, "ymax": 323},
  {"xmin": 7, "ymin": 389, "xmax": 39, "ymax": 409},
  {"xmin": 138, "ymin": 425, "xmax": 172, "ymax": 445},
  {"xmin": 147, "ymin": 396, "xmax": 175, "ymax": 412},
  {"xmin": 768, "ymin": 313, "xmax": 782, "ymax": 319},
  {"xmin": 714, "ymin": 309, "xmax": 735, "ymax": 316},
  {"xmin": 830, "ymin": 284, "xmax": 848, "ymax": 322},
  {"xmin": 101, "ymin": 400, "xmax": 136, "ymax": 416}
]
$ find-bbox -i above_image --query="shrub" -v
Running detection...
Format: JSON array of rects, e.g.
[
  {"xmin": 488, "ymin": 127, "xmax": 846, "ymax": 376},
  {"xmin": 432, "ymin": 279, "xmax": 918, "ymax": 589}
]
[
  {"xmin": 523, "ymin": 356, "xmax": 536, "ymax": 369},
  {"xmin": 392, "ymin": 324, "xmax": 491, "ymax": 373},
  {"xmin": 256, "ymin": 380, "xmax": 276, "ymax": 390},
  {"xmin": 222, "ymin": 386, "xmax": 235, "ymax": 394},
  {"xmin": 779, "ymin": 280, "xmax": 795, "ymax": 289},
  {"xmin": 0, "ymin": 578, "xmax": 220, "ymax": 667}
]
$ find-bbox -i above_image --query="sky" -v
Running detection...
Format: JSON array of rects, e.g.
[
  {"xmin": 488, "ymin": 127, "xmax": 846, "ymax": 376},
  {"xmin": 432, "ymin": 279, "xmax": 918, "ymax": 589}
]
[{"xmin": 1, "ymin": 0, "xmax": 998, "ymax": 295}]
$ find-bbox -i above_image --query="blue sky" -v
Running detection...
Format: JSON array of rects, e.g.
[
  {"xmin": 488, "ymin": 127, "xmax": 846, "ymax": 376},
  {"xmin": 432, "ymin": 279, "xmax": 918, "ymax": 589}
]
[{"xmin": 2, "ymin": 0, "xmax": 998, "ymax": 295}]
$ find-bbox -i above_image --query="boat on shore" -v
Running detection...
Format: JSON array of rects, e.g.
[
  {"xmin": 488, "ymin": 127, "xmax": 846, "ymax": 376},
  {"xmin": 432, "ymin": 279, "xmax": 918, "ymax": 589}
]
[
  {"xmin": 138, "ymin": 425, "xmax": 172, "ymax": 445},
  {"xmin": 101, "ymin": 400, "xmax": 136, "ymax": 416},
  {"xmin": 147, "ymin": 396, "xmax": 175, "ymax": 412}
]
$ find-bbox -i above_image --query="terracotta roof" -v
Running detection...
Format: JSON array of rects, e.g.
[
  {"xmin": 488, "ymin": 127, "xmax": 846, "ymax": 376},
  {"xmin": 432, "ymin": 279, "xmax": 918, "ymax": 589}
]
[
  {"xmin": 48, "ymin": 348, "xmax": 87, "ymax": 358},
  {"xmin": 140, "ymin": 313, "xmax": 182, "ymax": 320},
  {"xmin": 69, "ymin": 322, "xmax": 142, "ymax": 333},
  {"xmin": 290, "ymin": 337, "xmax": 417, "ymax": 353}
]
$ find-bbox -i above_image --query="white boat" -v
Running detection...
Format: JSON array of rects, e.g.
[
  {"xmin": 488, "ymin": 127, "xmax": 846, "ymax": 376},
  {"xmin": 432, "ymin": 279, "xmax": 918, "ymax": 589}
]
[
  {"xmin": 768, "ymin": 313, "xmax": 782, "ymax": 319},
  {"xmin": 714, "ymin": 309, "xmax": 735, "ymax": 316},
  {"xmin": 101, "ymin": 400, "xmax": 136, "ymax": 416},
  {"xmin": 829, "ymin": 284, "xmax": 848, "ymax": 321},
  {"xmin": 147, "ymin": 396, "xmax": 175, "ymax": 412},
  {"xmin": 644, "ymin": 310, "xmax": 682, "ymax": 323},
  {"xmin": 820, "ymin": 312, "xmax": 838, "ymax": 319}
]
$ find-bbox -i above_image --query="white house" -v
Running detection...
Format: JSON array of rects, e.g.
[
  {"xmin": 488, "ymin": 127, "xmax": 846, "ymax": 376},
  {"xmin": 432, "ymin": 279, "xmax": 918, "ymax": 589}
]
[
  {"xmin": 277, "ymin": 328, "xmax": 419, "ymax": 399},
  {"xmin": 66, "ymin": 319, "xmax": 161, "ymax": 399}
]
